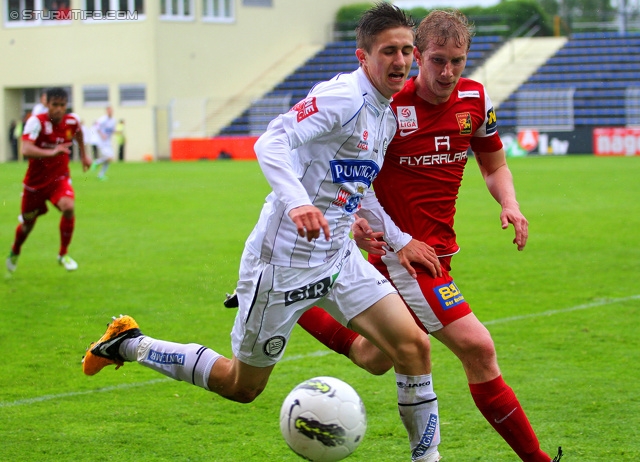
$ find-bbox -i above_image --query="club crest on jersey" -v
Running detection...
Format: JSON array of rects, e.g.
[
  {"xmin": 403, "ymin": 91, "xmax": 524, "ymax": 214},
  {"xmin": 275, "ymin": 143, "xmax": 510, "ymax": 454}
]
[
  {"xmin": 357, "ymin": 130, "xmax": 369, "ymax": 150},
  {"xmin": 291, "ymin": 97, "xmax": 319, "ymax": 122},
  {"xmin": 263, "ymin": 336, "xmax": 286, "ymax": 357},
  {"xmin": 456, "ymin": 112, "xmax": 472, "ymax": 135},
  {"xmin": 332, "ymin": 187, "xmax": 363, "ymax": 214}
]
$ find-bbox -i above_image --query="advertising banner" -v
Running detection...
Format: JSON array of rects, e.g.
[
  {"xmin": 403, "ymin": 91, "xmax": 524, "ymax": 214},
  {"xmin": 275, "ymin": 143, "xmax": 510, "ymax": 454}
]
[
  {"xmin": 593, "ymin": 128, "xmax": 640, "ymax": 156},
  {"xmin": 500, "ymin": 127, "xmax": 593, "ymax": 156}
]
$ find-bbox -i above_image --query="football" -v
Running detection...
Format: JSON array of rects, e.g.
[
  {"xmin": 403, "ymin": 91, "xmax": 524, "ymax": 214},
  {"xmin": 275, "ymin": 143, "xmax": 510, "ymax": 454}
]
[{"xmin": 280, "ymin": 376, "xmax": 367, "ymax": 462}]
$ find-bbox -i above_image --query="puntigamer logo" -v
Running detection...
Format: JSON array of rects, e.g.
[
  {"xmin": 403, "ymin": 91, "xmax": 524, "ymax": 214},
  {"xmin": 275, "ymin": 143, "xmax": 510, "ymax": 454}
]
[
  {"xmin": 329, "ymin": 159, "xmax": 379, "ymax": 186},
  {"xmin": 147, "ymin": 349, "xmax": 185, "ymax": 365}
]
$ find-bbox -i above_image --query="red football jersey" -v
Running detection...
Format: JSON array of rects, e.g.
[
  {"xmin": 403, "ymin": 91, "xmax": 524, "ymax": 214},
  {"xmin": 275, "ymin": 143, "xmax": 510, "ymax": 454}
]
[
  {"xmin": 374, "ymin": 77, "xmax": 503, "ymax": 256},
  {"xmin": 21, "ymin": 112, "xmax": 81, "ymax": 190}
]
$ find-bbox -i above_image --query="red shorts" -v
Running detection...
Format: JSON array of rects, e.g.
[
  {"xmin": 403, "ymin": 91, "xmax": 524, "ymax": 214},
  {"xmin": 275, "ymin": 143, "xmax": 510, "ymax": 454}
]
[
  {"xmin": 369, "ymin": 252, "xmax": 471, "ymax": 333},
  {"xmin": 21, "ymin": 178, "xmax": 75, "ymax": 222}
]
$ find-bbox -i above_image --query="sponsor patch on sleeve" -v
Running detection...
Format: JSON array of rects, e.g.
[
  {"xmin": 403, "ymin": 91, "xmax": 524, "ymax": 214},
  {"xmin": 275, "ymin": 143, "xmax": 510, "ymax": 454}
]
[
  {"xmin": 486, "ymin": 107, "xmax": 498, "ymax": 135},
  {"xmin": 291, "ymin": 97, "xmax": 319, "ymax": 122},
  {"xmin": 433, "ymin": 281, "xmax": 465, "ymax": 310}
]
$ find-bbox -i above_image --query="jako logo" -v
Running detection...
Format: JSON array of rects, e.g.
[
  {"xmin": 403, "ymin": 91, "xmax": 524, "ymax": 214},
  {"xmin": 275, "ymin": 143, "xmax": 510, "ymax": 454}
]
[{"xmin": 396, "ymin": 381, "xmax": 431, "ymax": 388}]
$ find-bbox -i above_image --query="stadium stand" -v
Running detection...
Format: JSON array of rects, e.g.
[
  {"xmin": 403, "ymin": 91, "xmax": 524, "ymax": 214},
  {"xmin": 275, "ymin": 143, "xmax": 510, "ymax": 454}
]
[
  {"xmin": 497, "ymin": 31, "xmax": 640, "ymax": 130},
  {"xmin": 219, "ymin": 35, "xmax": 504, "ymax": 136}
]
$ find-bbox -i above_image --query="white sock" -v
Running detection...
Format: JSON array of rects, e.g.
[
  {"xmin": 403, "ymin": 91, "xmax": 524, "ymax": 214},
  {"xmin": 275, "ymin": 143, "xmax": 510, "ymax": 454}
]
[
  {"xmin": 120, "ymin": 336, "xmax": 220, "ymax": 390},
  {"xmin": 396, "ymin": 373, "xmax": 440, "ymax": 461}
]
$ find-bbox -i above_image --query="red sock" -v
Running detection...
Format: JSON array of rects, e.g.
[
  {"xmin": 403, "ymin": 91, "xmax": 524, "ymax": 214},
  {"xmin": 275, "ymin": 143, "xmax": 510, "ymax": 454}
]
[
  {"xmin": 12, "ymin": 223, "xmax": 30, "ymax": 255},
  {"xmin": 298, "ymin": 307, "xmax": 358, "ymax": 357},
  {"xmin": 59, "ymin": 215, "xmax": 75, "ymax": 256},
  {"xmin": 469, "ymin": 376, "xmax": 550, "ymax": 462}
]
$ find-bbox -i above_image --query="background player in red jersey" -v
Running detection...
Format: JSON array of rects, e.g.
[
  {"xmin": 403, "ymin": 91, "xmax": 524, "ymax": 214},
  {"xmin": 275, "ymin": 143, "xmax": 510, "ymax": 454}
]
[
  {"xmin": 6, "ymin": 87, "xmax": 92, "ymax": 274},
  {"xmin": 229, "ymin": 9, "xmax": 560, "ymax": 462}
]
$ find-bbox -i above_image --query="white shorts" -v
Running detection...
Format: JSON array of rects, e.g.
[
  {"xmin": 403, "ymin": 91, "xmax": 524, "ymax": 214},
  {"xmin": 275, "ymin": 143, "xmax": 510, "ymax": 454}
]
[
  {"xmin": 231, "ymin": 239, "xmax": 397, "ymax": 367},
  {"xmin": 98, "ymin": 144, "xmax": 114, "ymax": 159}
]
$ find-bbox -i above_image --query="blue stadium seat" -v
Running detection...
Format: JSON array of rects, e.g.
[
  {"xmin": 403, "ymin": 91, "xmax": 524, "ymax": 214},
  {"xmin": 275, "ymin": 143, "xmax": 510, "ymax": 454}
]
[
  {"xmin": 218, "ymin": 35, "xmax": 504, "ymax": 135},
  {"xmin": 497, "ymin": 32, "xmax": 640, "ymax": 129},
  {"xmin": 537, "ymin": 63, "xmax": 640, "ymax": 73}
]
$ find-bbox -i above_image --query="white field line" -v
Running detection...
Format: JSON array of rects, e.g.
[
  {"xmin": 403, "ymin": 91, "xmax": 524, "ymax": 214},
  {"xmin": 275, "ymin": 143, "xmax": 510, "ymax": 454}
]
[
  {"xmin": 0, "ymin": 350, "xmax": 331, "ymax": 408},
  {"xmin": 482, "ymin": 294, "xmax": 640, "ymax": 326},
  {"xmin": 2, "ymin": 295, "xmax": 638, "ymax": 408}
]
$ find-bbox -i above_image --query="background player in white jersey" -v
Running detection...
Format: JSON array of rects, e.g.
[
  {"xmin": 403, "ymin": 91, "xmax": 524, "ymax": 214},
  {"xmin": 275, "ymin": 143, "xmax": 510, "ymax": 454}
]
[
  {"xmin": 31, "ymin": 89, "xmax": 49, "ymax": 116},
  {"xmin": 90, "ymin": 106, "xmax": 116, "ymax": 180},
  {"xmin": 248, "ymin": 9, "xmax": 562, "ymax": 462},
  {"xmin": 82, "ymin": 4, "xmax": 444, "ymax": 461}
]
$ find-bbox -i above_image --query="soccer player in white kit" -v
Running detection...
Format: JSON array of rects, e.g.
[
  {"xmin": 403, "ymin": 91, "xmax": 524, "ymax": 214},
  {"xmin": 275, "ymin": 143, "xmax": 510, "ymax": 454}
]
[
  {"xmin": 82, "ymin": 4, "xmax": 443, "ymax": 461},
  {"xmin": 90, "ymin": 106, "xmax": 116, "ymax": 179},
  {"xmin": 31, "ymin": 90, "xmax": 49, "ymax": 116}
]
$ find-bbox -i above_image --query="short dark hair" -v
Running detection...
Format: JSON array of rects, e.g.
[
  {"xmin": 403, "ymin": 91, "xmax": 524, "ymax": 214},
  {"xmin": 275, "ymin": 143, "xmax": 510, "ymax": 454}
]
[
  {"xmin": 355, "ymin": 2, "xmax": 415, "ymax": 53},
  {"xmin": 415, "ymin": 9, "xmax": 474, "ymax": 53},
  {"xmin": 46, "ymin": 87, "xmax": 68, "ymax": 102}
]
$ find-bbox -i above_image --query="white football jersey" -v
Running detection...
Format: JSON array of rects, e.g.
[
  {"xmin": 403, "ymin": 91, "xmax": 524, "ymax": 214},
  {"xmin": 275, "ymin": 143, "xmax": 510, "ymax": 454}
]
[
  {"xmin": 246, "ymin": 67, "xmax": 397, "ymax": 268},
  {"xmin": 31, "ymin": 103, "xmax": 49, "ymax": 116},
  {"xmin": 95, "ymin": 115, "xmax": 116, "ymax": 148}
]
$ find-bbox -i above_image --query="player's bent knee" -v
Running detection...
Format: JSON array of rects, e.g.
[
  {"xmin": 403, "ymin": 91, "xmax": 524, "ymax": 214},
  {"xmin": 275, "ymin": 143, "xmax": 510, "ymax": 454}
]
[
  {"xmin": 390, "ymin": 336, "xmax": 430, "ymax": 369},
  {"xmin": 467, "ymin": 333, "xmax": 497, "ymax": 359},
  {"xmin": 364, "ymin": 358, "xmax": 393, "ymax": 376},
  {"xmin": 350, "ymin": 337, "xmax": 393, "ymax": 376},
  {"xmin": 21, "ymin": 223, "xmax": 35, "ymax": 234}
]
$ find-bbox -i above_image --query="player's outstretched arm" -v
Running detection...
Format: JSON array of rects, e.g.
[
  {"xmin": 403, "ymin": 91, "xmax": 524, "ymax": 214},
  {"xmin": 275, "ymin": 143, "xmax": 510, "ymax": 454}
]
[
  {"xmin": 476, "ymin": 149, "xmax": 528, "ymax": 251},
  {"xmin": 22, "ymin": 140, "xmax": 72, "ymax": 158}
]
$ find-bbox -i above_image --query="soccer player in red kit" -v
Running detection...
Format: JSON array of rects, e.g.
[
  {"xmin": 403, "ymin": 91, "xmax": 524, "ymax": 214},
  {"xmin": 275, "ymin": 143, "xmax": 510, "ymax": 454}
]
[
  {"xmin": 6, "ymin": 87, "xmax": 92, "ymax": 273},
  {"xmin": 226, "ymin": 9, "xmax": 562, "ymax": 462}
]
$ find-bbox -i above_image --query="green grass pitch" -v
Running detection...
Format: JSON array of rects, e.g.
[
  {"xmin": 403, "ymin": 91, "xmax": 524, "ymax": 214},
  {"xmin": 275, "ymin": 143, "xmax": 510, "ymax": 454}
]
[{"xmin": 1, "ymin": 155, "xmax": 639, "ymax": 461}]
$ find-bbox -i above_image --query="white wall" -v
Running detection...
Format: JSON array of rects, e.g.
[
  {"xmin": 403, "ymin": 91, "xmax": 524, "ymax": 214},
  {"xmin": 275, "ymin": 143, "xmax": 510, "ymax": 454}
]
[{"xmin": 0, "ymin": 0, "xmax": 357, "ymax": 161}]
